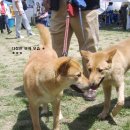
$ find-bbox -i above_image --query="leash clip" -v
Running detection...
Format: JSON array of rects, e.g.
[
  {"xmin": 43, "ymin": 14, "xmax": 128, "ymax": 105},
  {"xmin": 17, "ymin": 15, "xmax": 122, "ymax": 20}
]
[{"xmin": 62, "ymin": 52, "xmax": 68, "ymax": 56}]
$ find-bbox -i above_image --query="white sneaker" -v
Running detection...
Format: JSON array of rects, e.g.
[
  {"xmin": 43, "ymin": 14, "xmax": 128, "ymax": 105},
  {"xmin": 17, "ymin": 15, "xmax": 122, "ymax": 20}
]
[{"xmin": 16, "ymin": 35, "xmax": 24, "ymax": 39}]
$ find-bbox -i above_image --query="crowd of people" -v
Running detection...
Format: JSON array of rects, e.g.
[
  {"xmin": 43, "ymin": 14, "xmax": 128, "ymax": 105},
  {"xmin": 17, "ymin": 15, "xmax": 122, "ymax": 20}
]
[
  {"xmin": 1, "ymin": 1, "xmax": 130, "ymax": 37},
  {"xmin": 99, "ymin": 2, "xmax": 130, "ymax": 30},
  {"xmin": 0, "ymin": 0, "xmax": 49, "ymax": 37}
]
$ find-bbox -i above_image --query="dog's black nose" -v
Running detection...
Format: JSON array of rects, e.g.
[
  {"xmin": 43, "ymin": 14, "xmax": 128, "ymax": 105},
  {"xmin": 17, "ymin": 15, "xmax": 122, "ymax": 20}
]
[
  {"xmin": 88, "ymin": 82, "xmax": 98, "ymax": 90},
  {"xmin": 90, "ymin": 82, "xmax": 95, "ymax": 86}
]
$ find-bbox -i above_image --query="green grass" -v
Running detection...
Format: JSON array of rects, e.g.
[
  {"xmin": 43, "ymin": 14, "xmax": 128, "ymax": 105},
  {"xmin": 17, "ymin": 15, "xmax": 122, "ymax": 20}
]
[{"xmin": 0, "ymin": 26, "xmax": 130, "ymax": 130}]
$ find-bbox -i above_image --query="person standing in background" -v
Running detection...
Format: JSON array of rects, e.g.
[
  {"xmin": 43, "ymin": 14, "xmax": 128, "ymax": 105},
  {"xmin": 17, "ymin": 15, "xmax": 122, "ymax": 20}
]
[
  {"xmin": 35, "ymin": 2, "xmax": 49, "ymax": 27},
  {"xmin": 106, "ymin": 2, "xmax": 114, "ymax": 25},
  {"xmin": 120, "ymin": 2, "xmax": 128, "ymax": 30},
  {"xmin": 44, "ymin": 0, "xmax": 100, "ymax": 101},
  {"xmin": 12, "ymin": 0, "xmax": 35, "ymax": 39},
  {"xmin": 21, "ymin": 0, "xmax": 27, "ymax": 29},
  {"xmin": 106, "ymin": 2, "xmax": 113, "ymax": 12},
  {"xmin": 36, "ymin": 2, "xmax": 41, "ymax": 17},
  {"xmin": 22, "ymin": 0, "xmax": 27, "ymax": 11},
  {"xmin": 126, "ymin": 2, "xmax": 130, "ymax": 30},
  {"xmin": 0, "ymin": 0, "xmax": 12, "ymax": 34}
]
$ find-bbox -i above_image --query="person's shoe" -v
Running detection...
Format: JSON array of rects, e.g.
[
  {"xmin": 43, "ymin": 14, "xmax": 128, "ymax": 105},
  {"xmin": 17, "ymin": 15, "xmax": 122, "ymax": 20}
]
[
  {"xmin": 28, "ymin": 32, "xmax": 35, "ymax": 36},
  {"xmin": 83, "ymin": 89, "xmax": 96, "ymax": 101},
  {"xmin": 16, "ymin": 35, "xmax": 24, "ymax": 39},
  {"xmin": 1, "ymin": 30, "xmax": 4, "ymax": 33},
  {"xmin": 8, "ymin": 30, "xmax": 12, "ymax": 34}
]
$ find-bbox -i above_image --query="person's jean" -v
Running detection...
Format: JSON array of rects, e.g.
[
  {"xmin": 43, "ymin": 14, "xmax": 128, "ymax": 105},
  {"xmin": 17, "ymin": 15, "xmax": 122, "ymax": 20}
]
[
  {"xmin": 15, "ymin": 11, "xmax": 32, "ymax": 37},
  {"xmin": 0, "ymin": 15, "xmax": 10, "ymax": 33},
  {"xmin": 35, "ymin": 17, "xmax": 49, "ymax": 27}
]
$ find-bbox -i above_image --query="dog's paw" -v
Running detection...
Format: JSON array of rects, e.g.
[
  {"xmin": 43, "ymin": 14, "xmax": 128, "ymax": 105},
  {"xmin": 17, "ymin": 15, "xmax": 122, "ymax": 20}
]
[{"xmin": 98, "ymin": 112, "xmax": 108, "ymax": 120}]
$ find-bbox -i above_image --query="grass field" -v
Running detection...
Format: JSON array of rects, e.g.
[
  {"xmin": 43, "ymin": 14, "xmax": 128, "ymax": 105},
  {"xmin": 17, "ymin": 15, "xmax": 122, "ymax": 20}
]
[{"xmin": 0, "ymin": 25, "xmax": 130, "ymax": 130}]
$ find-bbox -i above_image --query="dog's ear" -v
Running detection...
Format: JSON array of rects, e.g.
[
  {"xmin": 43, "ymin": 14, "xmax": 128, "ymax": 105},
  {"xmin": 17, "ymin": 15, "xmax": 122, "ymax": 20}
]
[
  {"xmin": 80, "ymin": 50, "xmax": 92, "ymax": 62},
  {"xmin": 56, "ymin": 57, "xmax": 71, "ymax": 76},
  {"xmin": 106, "ymin": 49, "xmax": 117, "ymax": 63}
]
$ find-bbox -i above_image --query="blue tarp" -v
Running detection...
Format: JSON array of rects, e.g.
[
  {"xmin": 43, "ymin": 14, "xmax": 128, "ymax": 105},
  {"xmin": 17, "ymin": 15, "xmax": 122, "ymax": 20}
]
[
  {"xmin": 71, "ymin": 0, "xmax": 87, "ymax": 9},
  {"xmin": 5, "ymin": 0, "xmax": 12, "ymax": 5},
  {"xmin": 5, "ymin": 0, "xmax": 12, "ymax": 2}
]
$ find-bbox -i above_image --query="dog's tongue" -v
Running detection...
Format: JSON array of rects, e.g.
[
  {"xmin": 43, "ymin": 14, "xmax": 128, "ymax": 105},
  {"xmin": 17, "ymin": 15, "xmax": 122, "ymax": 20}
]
[{"xmin": 83, "ymin": 89, "xmax": 96, "ymax": 101}]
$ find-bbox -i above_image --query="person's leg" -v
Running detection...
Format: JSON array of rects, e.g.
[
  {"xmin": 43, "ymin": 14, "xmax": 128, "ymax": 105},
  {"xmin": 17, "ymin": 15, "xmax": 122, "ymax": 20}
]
[
  {"xmin": 71, "ymin": 10, "xmax": 99, "ymax": 76},
  {"xmin": 122, "ymin": 8, "xmax": 127, "ymax": 30},
  {"xmin": 42, "ymin": 18, "xmax": 47, "ymax": 27},
  {"xmin": 22, "ymin": 11, "xmax": 32, "ymax": 35},
  {"xmin": 21, "ymin": 23, "xmax": 25, "ymax": 29},
  {"xmin": 1, "ymin": 15, "xmax": 5, "ymax": 33},
  {"xmin": 15, "ymin": 11, "xmax": 22, "ymax": 37},
  {"xmin": 4, "ymin": 15, "xmax": 12, "ymax": 34},
  {"xmin": 50, "ymin": 0, "xmax": 73, "ymax": 57},
  {"xmin": 83, "ymin": 10, "xmax": 99, "ymax": 100},
  {"xmin": 71, "ymin": 10, "xmax": 99, "ymax": 100},
  {"xmin": 0, "ymin": 16, "xmax": 2, "ymax": 33}
]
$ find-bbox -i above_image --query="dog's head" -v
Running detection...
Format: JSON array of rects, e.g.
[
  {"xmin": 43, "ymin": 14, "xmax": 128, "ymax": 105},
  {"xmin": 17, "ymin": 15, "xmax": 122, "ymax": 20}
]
[
  {"xmin": 81, "ymin": 49, "xmax": 117, "ymax": 90},
  {"xmin": 56, "ymin": 57, "xmax": 89, "ymax": 91}
]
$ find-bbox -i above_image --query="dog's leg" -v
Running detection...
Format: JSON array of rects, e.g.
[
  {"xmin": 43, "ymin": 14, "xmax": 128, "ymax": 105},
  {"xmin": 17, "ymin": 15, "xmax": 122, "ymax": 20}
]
[
  {"xmin": 52, "ymin": 99, "xmax": 61, "ymax": 130},
  {"xmin": 98, "ymin": 83, "xmax": 112, "ymax": 119},
  {"xmin": 29, "ymin": 103, "xmax": 41, "ymax": 130},
  {"xmin": 111, "ymin": 81, "xmax": 125, "ymax": 117}
]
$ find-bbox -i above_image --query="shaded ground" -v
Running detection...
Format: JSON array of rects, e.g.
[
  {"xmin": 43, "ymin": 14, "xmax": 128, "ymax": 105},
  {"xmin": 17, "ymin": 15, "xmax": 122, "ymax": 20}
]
[{"xmin": 0, "ymin": 26, "xmax": 130, "ymax": 130}]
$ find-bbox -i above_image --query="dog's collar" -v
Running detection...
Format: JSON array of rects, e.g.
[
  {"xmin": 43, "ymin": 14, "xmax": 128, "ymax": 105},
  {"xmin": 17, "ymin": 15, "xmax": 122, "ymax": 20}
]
[{"xmin": 98, "ymin": 77, "xmax": 104, "ymax": 87}]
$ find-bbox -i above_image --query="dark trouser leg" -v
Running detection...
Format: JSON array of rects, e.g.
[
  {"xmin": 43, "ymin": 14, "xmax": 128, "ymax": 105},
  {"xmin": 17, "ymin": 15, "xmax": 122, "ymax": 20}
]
[
  {"xmin": 1, "ymin": 15, "xmax": 5, "ymax": 33},
  {"xmin": 4, "ymin": 15, "xmax": 11, "ymax": 33}
]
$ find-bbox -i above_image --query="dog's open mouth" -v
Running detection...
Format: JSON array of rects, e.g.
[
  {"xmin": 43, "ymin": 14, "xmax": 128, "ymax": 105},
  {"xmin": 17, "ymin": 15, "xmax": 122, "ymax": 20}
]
[
  {"xmin": 70, "ymin": 84, "xmax": 84, "ymax": 93},
  {"xmin": 70, "ymin": 77, "xmax": 104, "ymax": 93},
  {"xmin": 89, "ymin": 77, "xmax": 104, "ymax": 90}
]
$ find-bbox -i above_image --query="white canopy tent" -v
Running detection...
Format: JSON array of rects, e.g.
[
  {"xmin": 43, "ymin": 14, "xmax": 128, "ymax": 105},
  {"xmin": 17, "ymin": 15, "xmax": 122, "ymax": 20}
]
[{"xmin": 109, "ymin": 0, "xmax": 130, "ymax": 2}]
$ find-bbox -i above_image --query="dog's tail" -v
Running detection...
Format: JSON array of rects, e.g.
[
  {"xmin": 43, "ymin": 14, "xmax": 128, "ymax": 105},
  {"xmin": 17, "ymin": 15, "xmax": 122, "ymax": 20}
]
[{"xmin": 36, "ymin": 24, "xmax": 52, "ymax": 49}]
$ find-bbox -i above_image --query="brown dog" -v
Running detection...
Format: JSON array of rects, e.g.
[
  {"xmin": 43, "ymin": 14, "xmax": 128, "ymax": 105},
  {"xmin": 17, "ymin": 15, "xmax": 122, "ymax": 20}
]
[
  {"xmin": 23, "ymin": 24, "xmax": 89, "ymax": 130},
  {"xmin": 81, "ymin": 38, "xmax": 130, "ymax": 120}
]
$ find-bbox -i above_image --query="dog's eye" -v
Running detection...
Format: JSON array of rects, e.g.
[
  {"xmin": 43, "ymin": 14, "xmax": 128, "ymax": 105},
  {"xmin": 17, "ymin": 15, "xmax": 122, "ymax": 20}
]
[
  {"xmin": 76, "ymin": 72, "xmax": 81, "ymax": 77},
  {"xmin": 97, "ymin": 68, "xmax": 103, "ymax": 72},
  {"xmin": 88, "ymin": 68, "xmax": 92, "ymax": 72}
]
